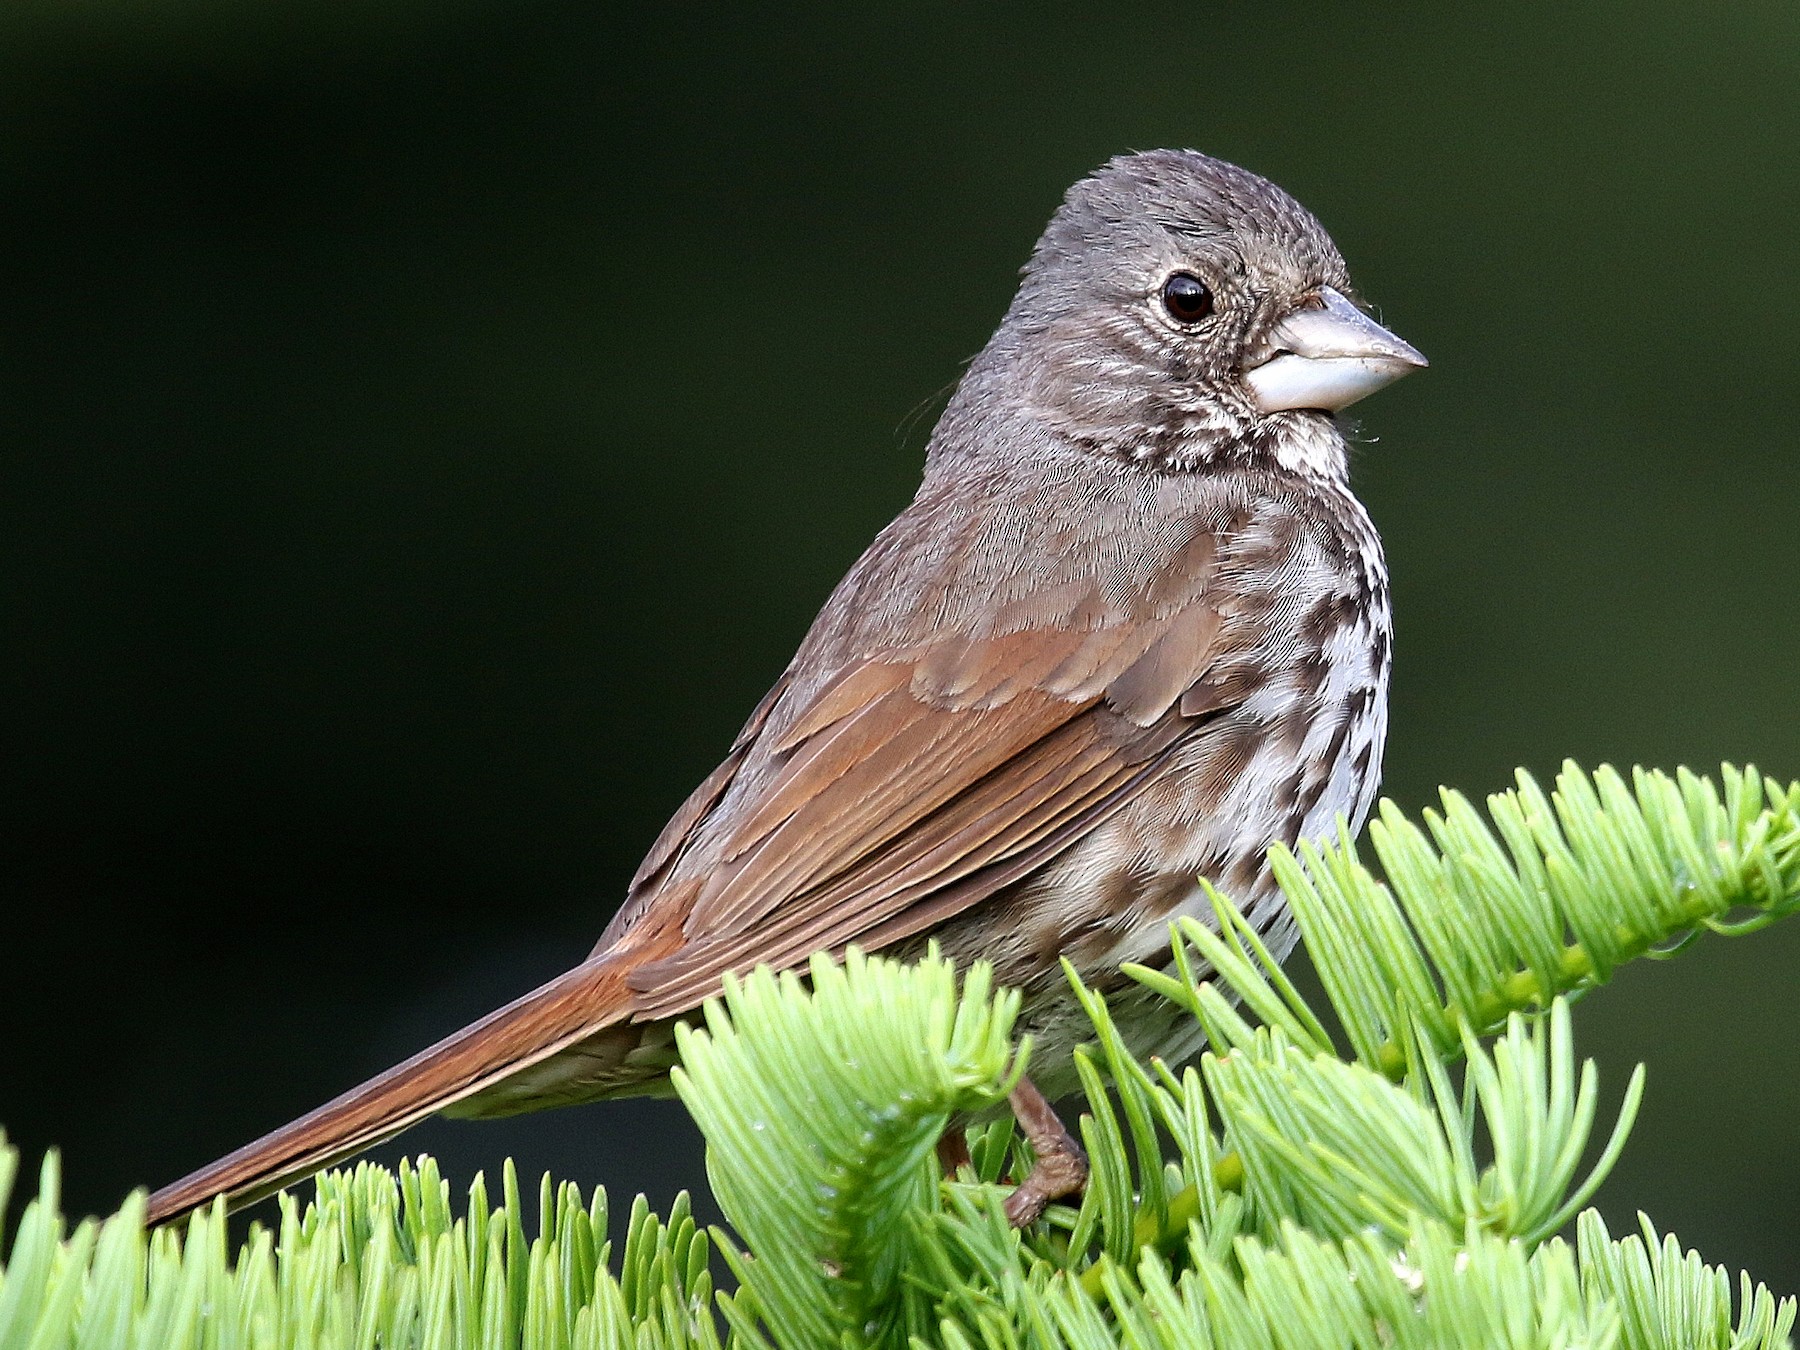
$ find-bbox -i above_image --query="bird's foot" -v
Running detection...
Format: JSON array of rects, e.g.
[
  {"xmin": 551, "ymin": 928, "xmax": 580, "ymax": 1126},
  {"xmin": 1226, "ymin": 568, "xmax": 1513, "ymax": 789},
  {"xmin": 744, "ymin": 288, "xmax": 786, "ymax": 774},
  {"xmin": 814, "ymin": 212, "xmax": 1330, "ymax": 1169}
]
[
  {"xmin": 936, "ymin": 1128, "xmax": 974, "ymax": 1177},
  {"xmin": 1001, "ymin": 1075, "xmax": 1088, "ymax": 1226}
]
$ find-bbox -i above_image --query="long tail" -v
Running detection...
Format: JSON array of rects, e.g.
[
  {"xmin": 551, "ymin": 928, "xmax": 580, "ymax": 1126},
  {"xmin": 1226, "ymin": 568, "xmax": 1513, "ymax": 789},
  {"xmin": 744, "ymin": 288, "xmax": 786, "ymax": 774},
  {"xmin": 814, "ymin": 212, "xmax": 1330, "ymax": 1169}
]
[{"xmin": 145, "ymin": 954, "xmax": 640, "ymax": 1226}]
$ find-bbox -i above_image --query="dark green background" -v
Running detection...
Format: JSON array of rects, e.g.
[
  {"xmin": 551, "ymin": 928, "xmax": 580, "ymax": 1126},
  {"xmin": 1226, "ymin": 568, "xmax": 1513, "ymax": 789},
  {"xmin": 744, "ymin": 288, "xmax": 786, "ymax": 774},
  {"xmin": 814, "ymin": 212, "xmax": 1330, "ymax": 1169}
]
[{"xmin": 4, "ymin": 0, "xmax": 1796, "ymax": 1288}]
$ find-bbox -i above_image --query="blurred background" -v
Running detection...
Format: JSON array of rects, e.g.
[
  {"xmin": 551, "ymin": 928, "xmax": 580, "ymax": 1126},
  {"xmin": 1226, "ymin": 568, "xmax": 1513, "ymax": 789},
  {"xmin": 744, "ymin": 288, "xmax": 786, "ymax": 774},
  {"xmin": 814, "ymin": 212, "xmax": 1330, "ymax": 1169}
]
[{"xmin": 3, "ymin": 0, "xmax": 1797, "ymax": 1286}]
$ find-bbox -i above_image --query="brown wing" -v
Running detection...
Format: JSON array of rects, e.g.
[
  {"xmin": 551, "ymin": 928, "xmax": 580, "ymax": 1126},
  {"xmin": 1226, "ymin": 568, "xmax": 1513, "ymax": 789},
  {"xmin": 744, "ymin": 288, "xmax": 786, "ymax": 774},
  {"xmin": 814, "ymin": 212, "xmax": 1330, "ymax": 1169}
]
[{"xmin": 610, "ymin": 554, "xmax": 1238, "ymax": 1021}]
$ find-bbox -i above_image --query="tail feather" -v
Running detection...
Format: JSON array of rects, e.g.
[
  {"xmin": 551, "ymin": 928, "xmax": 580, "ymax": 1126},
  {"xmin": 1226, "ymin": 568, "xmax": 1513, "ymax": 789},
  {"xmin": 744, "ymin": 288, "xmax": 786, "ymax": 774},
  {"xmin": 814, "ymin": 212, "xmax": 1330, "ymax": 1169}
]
[{"xmin": 145, "ymin": 955, "xmax": 639, "ymax": 1226}]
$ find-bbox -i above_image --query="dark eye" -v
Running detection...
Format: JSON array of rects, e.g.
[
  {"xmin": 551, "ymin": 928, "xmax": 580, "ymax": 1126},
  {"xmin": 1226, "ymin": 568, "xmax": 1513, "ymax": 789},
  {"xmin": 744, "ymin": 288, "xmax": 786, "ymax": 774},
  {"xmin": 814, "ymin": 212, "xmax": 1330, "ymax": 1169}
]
[{"xmin": 1160, "ymin": 273, "xmax": 1214, "ymax": 324}]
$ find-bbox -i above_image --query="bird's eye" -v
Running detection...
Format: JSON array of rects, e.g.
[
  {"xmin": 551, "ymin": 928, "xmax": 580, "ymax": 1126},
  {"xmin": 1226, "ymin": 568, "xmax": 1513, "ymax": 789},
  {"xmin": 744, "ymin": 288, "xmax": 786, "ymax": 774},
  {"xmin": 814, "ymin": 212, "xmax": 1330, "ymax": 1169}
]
[{"xmin": 1160, "ymin": 273, "xmax": 1215, "ymax": 324}]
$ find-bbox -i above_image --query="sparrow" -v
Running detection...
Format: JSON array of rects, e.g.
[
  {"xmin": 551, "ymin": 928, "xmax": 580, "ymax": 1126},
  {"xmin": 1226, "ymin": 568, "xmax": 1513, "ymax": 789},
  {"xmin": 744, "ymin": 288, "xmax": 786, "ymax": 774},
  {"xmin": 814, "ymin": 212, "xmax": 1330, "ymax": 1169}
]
[{"xmin": 147, "ymin": 149, "xmax": 1424, "ymax": 1227}]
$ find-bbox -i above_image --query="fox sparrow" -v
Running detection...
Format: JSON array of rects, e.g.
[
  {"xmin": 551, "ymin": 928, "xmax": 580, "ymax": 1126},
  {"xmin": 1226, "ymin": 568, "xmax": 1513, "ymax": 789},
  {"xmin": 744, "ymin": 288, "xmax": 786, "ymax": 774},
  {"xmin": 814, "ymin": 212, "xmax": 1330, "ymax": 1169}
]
[{"xmin": 148, "ymin": 149, "xmax": 1423, "ymax": 1226}]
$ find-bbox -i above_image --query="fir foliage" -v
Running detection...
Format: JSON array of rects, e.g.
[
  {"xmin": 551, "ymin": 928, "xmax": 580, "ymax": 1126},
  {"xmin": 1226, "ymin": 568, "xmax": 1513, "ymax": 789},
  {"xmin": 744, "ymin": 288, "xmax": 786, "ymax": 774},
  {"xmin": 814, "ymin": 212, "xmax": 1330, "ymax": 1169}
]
[{"xmin": 1, "ymin": 762, "xmax": 1795, "ymax": 1349}]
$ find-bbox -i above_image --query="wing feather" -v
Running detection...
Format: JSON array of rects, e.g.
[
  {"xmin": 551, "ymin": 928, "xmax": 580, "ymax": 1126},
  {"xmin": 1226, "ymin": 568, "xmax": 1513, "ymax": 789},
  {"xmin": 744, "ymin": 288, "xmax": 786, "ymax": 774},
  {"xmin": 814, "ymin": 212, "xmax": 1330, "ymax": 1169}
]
[{"xmin": 602, "ymin": 499, "xmax": 1258, "ymax": 1022}]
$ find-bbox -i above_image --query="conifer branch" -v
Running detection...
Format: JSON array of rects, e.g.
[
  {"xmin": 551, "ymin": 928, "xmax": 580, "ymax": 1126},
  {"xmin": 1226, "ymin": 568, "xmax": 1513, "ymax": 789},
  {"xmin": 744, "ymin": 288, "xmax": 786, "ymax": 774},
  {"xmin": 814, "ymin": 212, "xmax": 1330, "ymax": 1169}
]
[
  {"xmin": 1, "ymin": 762, "xmax": 1795, "ymax": 1348},
  {"xmin": 1131, "ymin": 762, "xmax": 1800, "ymax": 1078}
]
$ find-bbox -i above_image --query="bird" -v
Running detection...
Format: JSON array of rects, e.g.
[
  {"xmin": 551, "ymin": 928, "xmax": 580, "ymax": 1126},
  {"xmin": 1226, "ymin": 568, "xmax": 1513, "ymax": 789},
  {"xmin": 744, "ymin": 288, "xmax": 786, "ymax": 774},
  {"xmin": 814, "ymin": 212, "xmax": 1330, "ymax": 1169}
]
[{"xmin": 146, "ymin": 149, "xmax": 1424, "ymax": 1228}]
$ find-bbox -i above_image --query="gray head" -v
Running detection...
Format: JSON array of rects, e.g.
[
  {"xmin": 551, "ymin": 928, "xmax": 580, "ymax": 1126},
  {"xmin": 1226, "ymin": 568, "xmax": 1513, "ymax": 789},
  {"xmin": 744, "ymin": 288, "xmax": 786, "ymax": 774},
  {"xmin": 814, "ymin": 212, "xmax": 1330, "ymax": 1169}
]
[{"xmin": 952, "ymin": 150, "xmax": 1423, "ymax": 475}]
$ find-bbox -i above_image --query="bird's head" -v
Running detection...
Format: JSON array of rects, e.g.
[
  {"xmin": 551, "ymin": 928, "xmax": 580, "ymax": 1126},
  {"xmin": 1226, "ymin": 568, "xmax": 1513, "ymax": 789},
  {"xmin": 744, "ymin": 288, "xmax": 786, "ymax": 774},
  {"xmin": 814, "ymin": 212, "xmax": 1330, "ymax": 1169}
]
[{"xmin": 988, "ymin": 149, "xmax": 1425, "ymax": 474}]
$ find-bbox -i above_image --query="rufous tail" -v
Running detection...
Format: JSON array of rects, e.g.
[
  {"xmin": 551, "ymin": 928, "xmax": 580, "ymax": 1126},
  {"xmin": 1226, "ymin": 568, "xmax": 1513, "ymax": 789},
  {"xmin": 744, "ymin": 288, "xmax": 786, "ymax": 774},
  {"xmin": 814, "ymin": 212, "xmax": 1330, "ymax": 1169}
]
[{"xmin": 145, "ymin": 954, "xmax": 639, "ymax": 1226}]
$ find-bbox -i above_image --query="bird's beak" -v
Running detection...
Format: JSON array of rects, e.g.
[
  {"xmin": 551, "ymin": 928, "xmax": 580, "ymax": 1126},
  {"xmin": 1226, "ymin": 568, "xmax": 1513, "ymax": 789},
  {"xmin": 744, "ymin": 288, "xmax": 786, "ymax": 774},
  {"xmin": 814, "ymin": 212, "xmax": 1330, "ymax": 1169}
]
[{"xmin": 1242, "ymin": 286, "xmax": 1427, "ymax": 414}]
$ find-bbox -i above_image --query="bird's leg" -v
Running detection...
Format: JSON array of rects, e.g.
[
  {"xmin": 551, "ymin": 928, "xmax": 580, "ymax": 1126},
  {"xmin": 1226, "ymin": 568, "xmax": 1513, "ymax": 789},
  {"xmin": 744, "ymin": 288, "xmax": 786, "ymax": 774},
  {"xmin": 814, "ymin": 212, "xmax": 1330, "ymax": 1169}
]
[
  {"xmin": 1002, "ymin": 1075, "xmax": 1088, "ymax": 1226},
  {"xmin": 936, "ymin": 1128, "xmax": 973, "ymax": 1177}
]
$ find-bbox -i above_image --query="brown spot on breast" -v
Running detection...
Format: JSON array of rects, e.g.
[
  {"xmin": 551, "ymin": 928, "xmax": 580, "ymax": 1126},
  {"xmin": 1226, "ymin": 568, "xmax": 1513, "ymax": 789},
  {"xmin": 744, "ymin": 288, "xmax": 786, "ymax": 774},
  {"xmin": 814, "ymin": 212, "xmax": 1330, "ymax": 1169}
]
[
  {"xmin": 1301, "ymin": 587, "xmax": 1360, "ymax": 648},
  {"xmin": 1146, "ymin": 869, "xmax": 1208, "ymax": 918}
]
